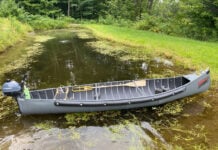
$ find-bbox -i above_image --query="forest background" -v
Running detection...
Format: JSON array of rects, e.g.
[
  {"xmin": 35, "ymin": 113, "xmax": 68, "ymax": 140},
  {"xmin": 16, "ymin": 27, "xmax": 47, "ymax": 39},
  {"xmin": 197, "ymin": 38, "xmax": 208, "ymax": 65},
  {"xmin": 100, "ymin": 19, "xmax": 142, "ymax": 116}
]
[{"xmin": 0, "ymin": 0, "xmax": 217, "ymax": 41}]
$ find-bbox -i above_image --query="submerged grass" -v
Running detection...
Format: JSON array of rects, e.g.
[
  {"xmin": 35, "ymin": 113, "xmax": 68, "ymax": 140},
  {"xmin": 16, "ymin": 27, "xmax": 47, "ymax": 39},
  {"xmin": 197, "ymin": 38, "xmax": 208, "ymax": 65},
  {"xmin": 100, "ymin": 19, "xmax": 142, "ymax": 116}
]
[
  {"xmin": 84, "ymin": 24, "xmax": 218, "ymax": 81},
  {"xmin": 34, "ymin": 121, "xmax": 55, "ymax": 130},
  {"xmin": 0, "ymin": 17, "xmax": 32, "ymax": 53}
]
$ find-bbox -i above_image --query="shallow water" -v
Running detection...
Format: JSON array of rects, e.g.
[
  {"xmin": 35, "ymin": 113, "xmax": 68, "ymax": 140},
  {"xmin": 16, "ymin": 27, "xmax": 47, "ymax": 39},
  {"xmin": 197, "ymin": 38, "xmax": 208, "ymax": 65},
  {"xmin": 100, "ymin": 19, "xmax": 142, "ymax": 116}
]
[{"xmin": 0, "ymin": 29, "xmax": 217, "ymax": 149}]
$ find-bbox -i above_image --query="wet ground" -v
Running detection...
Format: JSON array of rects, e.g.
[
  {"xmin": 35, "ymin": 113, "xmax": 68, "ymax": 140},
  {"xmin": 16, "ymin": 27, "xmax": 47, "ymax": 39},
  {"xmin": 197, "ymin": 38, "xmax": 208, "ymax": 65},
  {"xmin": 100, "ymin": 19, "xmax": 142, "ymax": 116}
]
[{"xmin": 0, "ymin": 28, "xmax": 217, "ymax": 149}]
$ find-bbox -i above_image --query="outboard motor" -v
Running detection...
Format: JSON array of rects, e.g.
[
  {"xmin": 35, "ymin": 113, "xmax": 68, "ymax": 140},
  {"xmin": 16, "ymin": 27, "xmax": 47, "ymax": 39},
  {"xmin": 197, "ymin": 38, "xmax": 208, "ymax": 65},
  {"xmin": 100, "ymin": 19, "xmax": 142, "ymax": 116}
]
[{"xmin": 2, "ymin": 79, "xmax": 21, "ymax": 97}]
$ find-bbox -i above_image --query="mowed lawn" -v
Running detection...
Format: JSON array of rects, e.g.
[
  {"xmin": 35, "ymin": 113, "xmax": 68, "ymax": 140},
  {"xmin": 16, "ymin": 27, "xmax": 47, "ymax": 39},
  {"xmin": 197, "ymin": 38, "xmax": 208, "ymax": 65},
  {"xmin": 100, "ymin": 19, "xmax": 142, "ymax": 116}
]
[{"xmin": 85, "ymin": 24, "xmax": 218, "ymax": 80}]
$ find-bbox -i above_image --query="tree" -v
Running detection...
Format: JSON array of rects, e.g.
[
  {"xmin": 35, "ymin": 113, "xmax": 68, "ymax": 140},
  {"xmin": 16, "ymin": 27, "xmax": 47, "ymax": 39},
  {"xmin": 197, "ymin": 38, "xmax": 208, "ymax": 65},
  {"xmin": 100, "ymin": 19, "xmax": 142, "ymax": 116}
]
[
  {"xmin": 0, "ymin": 0, "xmax": 25, "ymax": 17},
  {"xmin": 17, "ymin": 0, "xmax": 61, "ymax": 18},
  {"xmin": 68, "ymin": 0, "xmax": 71, "ymax": 16}
]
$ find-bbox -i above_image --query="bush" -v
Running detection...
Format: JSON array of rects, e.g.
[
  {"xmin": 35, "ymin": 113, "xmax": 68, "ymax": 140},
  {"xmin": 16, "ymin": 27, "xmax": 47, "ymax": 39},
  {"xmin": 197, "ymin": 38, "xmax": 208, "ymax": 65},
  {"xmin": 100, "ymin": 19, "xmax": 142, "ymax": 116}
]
[
  {"xmin": 98, "ymin": 15, "xmax": 116, "ymax": 25},
  {"xmin": 98, "ymin": 15, "xmax": 133, "ymax": 27},
  {"xmin": 133, "ymin": 14, "xmax": 160, "ymax": 32},
  {"xmin": 0, "ymin": 0, "xmax": 25, "ymax": 18},
  {"xmin": 23, "ymin": 15, "xmax": 74, "ymax": 30}
]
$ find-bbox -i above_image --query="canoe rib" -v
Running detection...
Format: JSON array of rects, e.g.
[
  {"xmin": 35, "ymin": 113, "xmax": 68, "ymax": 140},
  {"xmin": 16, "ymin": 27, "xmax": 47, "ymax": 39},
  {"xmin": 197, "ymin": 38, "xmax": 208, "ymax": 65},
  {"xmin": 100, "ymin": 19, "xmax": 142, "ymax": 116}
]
[
  {"xmin": 30, "ymin": 77, "xmax": 190, "ymax": 101},
  {"xmin": 54, "ymin": 87, "xmax": 186, "ymax": 107}
]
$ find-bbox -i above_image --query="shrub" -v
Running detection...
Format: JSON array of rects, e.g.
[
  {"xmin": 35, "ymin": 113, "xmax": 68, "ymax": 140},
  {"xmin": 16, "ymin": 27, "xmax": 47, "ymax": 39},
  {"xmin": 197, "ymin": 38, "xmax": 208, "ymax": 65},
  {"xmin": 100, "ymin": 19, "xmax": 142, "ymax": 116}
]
[
  {"xmin": 0, "ymin": 0, "xmax": 25, "ymax": 18},
  {"xmin": 98, "ymin": 15, "xmax": 133, "ymax": 27},
  {"xmin": 25, "ymin": 15, "xmax": 73, "ymax": 30}
]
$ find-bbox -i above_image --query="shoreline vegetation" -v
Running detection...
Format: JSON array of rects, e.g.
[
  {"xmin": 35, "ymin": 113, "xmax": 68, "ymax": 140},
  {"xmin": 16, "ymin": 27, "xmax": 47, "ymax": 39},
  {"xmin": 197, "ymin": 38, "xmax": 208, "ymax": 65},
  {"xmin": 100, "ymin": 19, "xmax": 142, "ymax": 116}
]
[
  {"xmin": 0, "ymin": 17, "xmax": 32, "ymax": 53},
  {"xmin": 1, "ymin": 19, "xmax": 217, "ymax": 82},
  {"xmin": 84, "ymin": 24, "xmax": 218, "ymax": 82},
  {"xmin": 0, "ymin": 16, "xmax": 73, "ymax": 53}
]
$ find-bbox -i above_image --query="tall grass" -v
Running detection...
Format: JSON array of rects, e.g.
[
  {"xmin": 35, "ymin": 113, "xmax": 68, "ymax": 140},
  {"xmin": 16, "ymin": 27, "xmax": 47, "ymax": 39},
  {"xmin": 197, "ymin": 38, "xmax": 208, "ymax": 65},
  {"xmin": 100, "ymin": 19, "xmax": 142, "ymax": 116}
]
[
  {"xmin": 0, "ymin": 17, "xmax": 32, "ymax": 53},
  {"xmin": 85, "ymin": 24, "xmax": 218, "ymax": 80},
  {"xmin": 26, "ymin": 16, "xmax": 74, "ymax": 31}
]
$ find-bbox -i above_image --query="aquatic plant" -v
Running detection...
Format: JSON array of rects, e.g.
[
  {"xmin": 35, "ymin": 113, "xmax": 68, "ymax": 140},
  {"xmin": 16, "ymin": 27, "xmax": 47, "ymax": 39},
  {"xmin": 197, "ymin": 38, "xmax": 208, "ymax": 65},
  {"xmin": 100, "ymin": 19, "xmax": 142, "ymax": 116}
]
[
  {"xmin": 0, "ymin": 95, "xmax": 17, "ymax": 120},
  {"xmin": 152, "ymin": 118, "xmax": 208, "ymax": 150},
  {"xmin": 69, "ymin": 126, "xmax": 81, "ymax": 140},
  {"xmin": 34, "ymin": 120, "xmax": 55, "ymax": 130},
  {"xmin": 65, "ymin": 111, "xmax": 122, "ymax": 126}
]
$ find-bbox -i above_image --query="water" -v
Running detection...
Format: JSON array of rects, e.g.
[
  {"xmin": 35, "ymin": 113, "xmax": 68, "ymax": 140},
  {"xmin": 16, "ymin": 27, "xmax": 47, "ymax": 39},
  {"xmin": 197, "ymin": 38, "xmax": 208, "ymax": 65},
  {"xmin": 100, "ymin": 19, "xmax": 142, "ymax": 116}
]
[{"xmin": 0, "ymin": 29, "xmax": 217, "ymax": 149}]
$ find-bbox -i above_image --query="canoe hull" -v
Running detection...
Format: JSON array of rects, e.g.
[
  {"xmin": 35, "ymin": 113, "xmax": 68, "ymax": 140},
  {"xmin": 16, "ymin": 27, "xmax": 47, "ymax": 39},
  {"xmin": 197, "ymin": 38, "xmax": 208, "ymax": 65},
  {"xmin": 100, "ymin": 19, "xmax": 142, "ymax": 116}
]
[{"xmin": 17, "ymin": 69, "xmax": 210, "ymax": 115}]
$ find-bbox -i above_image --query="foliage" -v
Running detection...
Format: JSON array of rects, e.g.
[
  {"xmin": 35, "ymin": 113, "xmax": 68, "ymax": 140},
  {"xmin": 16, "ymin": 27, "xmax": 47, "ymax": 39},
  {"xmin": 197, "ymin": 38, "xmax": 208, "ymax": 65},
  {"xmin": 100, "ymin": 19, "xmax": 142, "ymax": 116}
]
[
  {"xmin": 17, "ymin": 0, "xmax": 62, "ymax": 18},
  {"xmin": 98, "ymin": 15, "xmax": 133, "ymax": 27},
  {"xmin": 26, "ymin": 15, "xmax": 73, "ymax": 30},
  {"xmin": 0, "ymin": 0, "xmax": 25, "ymax": 18},
  {"xmin": 0, "ymin": 0, "xmax": 217, "ymax": 40},
  {"xmin": 0, "ymin": 17, "xmax": 32, "ymax": 53}
]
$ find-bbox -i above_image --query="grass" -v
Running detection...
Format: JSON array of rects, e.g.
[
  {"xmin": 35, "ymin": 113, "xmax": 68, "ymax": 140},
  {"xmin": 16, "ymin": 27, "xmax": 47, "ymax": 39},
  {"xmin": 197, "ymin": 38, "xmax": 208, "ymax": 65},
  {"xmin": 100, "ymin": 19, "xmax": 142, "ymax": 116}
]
[
  {"xmin": 84, "ymin": 24, "xmax": 218, "ymax": 81},
  {"xmin": 0, "ymin": 17, "xmax": 32, "ymax": 53},
  {"xmin": 0, "ymin": 16, "xmax": 73, "ymax": 53},
  {"xmin": 28, "ymin": 16, "xmax": 74, "ymax": 31}
]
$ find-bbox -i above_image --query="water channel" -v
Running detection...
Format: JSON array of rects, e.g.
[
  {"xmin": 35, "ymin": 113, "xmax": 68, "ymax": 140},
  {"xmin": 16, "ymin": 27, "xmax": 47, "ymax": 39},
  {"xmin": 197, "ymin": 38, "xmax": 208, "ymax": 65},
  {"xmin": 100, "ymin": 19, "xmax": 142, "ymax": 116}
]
[{"xmin": 0, "ymin": 28, "xmax": 217, "ymax": 149}]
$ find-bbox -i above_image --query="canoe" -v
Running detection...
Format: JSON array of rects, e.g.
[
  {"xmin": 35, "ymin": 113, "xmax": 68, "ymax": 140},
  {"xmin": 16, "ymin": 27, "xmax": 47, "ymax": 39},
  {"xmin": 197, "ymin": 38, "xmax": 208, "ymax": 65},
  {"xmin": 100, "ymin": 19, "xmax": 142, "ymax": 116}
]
[{"xmin": 2, "ymin": 69, "xmax": 210, "ymax": 115}]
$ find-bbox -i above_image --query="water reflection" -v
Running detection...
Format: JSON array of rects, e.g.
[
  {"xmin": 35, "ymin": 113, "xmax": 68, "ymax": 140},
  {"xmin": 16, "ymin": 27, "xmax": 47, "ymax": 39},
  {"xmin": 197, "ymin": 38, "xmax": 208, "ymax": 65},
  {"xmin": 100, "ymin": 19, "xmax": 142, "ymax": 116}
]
[{"xmin": 1, "ymin": 117, "xmax": 161, "ymax": 150}]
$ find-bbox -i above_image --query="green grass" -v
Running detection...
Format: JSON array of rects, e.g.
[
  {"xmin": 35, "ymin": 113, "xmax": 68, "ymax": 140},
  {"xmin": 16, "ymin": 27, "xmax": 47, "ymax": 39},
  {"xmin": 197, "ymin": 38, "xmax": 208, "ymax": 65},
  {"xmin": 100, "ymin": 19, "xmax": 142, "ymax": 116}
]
[
  {"xmin": 0, "ymin": 17, "xmax": 32, "ymax": 53},
  {"xmin": 84, "ymin": 24, "xmax": 218, "ymax": 80}
]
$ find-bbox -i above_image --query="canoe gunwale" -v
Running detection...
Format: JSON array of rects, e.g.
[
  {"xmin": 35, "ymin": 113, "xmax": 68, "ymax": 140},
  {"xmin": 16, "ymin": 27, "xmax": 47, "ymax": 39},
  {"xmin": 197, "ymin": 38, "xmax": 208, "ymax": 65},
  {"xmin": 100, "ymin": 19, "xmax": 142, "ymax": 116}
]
[{"xmin": 53, "ymin": 86, "xmax": 186, "ymax": 107}]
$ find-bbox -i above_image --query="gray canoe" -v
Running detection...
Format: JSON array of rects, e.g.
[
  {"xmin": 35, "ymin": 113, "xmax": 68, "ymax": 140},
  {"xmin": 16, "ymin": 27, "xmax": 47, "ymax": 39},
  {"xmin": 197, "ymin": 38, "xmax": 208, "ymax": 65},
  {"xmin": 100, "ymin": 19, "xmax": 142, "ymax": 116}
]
[{"xmin": 17, "ymin": 69, "xmax": 210, "ymax": 115}]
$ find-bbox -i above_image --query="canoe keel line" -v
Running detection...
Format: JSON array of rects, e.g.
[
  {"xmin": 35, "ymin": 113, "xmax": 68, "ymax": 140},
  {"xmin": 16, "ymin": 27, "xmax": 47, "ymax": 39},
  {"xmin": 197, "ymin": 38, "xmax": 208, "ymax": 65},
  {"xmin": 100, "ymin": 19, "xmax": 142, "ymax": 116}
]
[{"xmin": 2, "ymin": 69, "xmax": 210, "ymax": 115}]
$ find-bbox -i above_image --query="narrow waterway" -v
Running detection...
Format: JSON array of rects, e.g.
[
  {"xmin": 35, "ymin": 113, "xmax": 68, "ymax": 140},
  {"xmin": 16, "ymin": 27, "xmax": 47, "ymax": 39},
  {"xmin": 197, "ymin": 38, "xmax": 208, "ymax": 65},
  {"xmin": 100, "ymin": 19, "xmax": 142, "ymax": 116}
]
[{"xmin": 0, "ymin": 28, "xmax": 217, "ymax": 149}]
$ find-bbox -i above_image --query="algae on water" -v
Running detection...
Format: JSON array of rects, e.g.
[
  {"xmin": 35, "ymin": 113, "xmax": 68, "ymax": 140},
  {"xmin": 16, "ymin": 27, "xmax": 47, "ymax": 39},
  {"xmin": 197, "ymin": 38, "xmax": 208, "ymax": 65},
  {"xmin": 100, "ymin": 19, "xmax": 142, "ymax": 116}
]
[{"xmin": 34, "ymin": 35, "xmax": 55, "ymax": 43}]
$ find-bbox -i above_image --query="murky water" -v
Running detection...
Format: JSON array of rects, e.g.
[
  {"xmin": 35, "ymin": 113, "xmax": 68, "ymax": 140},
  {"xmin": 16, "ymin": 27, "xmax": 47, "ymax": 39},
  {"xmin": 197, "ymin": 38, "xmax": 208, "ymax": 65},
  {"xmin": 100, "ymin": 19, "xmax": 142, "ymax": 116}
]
[{"xmin": 0, "ymin": 29, "xmax": 217, "ymax": 149}]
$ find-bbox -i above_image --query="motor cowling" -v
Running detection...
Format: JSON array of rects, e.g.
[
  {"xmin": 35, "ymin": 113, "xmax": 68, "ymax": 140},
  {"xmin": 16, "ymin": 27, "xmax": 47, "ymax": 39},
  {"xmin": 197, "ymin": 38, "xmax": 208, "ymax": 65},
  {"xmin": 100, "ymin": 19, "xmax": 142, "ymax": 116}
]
[{"xmin": 2, "ymin": 79, "xmax": 21, "ymax": 97}]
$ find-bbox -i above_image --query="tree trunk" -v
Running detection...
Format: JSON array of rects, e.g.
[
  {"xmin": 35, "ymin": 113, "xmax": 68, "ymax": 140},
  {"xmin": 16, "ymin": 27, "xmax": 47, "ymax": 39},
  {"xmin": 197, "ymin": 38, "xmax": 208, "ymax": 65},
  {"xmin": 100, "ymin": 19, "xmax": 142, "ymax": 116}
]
[
  {"xmin": 147, "ymin": 0, "xmax": 154, "ymax": 14},
  {"xmin": 67, "ymin": 0, "xmax": 71, "ymax": 16},
  {"xmin": 139, "ymin": 0, "xmax": 142, "ymax": 19},
  {"xmin": 134, "ymin": 0, "xmax": 142, "ymax": 20}
]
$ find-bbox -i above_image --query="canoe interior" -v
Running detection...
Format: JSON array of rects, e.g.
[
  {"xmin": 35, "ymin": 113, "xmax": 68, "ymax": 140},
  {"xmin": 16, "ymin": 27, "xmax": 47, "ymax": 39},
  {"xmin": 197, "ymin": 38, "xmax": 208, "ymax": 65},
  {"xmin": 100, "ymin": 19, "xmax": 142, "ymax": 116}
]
[{"xmin": 30, "ymin": 77, "xmax": 190, "ymax": 101}]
